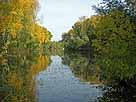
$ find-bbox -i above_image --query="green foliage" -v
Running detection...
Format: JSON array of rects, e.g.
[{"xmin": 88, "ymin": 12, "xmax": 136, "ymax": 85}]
[
  {"xmin": 62, "ymin": 52, "xmax": 102, "ymax": 84},
  {"xmin": 0, "ymin": 49, "xmax": 51, "ymax": 102},
  {"xmin": 0, "ymin": 0, "xmax": 52, "ymax": 58},
  {"xmin": 62, "ymin": 17, "xmax": 95, "ymax": 51},
  {"xmin": 93, "ymin": 1, "xmax": 136, "ymax": 101},
  {"xmin": 0, "ymin": 1, "xmax": 52, "ymax": 101},
  {"xmin": 62, "ymin": 1, "xmax": 136, "ymax": 82},
  {"xmin": 62, "ymin": 1, "xmax": 136, "ymax": 101},
  {"xmin": 93, "ymin": 10, "xmax": 134, "ymax": 56}
]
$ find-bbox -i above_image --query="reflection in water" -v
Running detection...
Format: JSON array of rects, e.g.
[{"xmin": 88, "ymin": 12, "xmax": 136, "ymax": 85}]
[
  {"xmin": 0, "ymin": 50, "xmax": 50, "ymax": 102},
  {"xmin": 62, "ymin": 51, "xmax": 136, "ymax": 102},
  {"xmin": 96, "ymin": 55, "xmax": 136, "ymax": 102},
  {"xmin": 98, "ymin": 77, "xmax": 136, "ymax": 102},
  {"xmin": 62, "ymin": 52, "xmax": 102, "ymax": 84},
  {"xmin": 1, "ymin": 49, "xmax": 135, "ymax": 102},
  {"xmin": 36, "ymin": 56, "xmax": 102, "ymax": 102}
]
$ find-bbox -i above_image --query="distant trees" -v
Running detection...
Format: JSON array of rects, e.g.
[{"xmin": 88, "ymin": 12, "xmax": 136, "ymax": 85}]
[{"xmin": 62, "ymin": 16, "xmax": 95, "ymax": 51}]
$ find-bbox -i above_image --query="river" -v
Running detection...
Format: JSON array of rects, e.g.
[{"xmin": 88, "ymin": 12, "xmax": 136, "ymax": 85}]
[
  {"xmin": 0, "ymin": 51, "xmax": 103, "ymax": 102},
  {"xmin": 1, "ymin": 51, "xmax": 135, "ymax": 102},
  {"xmin": 36, "ymin": 56, "xmax": 102, "ymax": 102}
]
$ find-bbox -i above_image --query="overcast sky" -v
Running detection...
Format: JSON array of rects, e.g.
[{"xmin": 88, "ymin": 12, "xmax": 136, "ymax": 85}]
[{"xmin": 37, "ymin": 0, "xmax": 101, "ymax": 41}]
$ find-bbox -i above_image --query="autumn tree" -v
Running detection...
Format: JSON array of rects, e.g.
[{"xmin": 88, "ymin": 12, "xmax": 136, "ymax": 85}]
[{"xmin": 0, "ymin": 0, "xmax": 52, "ymax": 56}]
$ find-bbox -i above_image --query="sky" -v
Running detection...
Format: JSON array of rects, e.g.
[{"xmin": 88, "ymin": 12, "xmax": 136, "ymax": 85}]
[{"xmin": 37, "ymin": 0, "xmax": 101, "ymax": 41}]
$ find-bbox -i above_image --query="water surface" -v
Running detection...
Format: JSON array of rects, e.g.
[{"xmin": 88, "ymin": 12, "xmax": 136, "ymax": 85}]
[{"xmin": 36, "ymin": 56, "xmax": 102, "ymax": 102}]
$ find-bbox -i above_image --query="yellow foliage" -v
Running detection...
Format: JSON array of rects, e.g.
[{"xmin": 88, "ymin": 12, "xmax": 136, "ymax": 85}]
[
  {"xmin": 11, "ymin": 96, "xmax": 18, "ymax": 102},
  {"xmin": 11, "ymin": 11, "xmax": 17, "ymax": 15},
  {"xmin": 0, "ymin": 57, "xmax": 7, "ymax": 65},
  {"xmin": 7, "ymin": 72, "xmax": 23, "ymax": 90},
  {"xmin": 0, "ymin": 0, "xmax": 51, "ymax": 47},
  {"xmin": 15, "ymin": 23, "xmax": 22, "ymax": 30},
  {"xmin": 28, "ymin": 55, "xmax": 49, "ymax": 79},
  {"xmin": 30, "ymin": 23, "xmax": 50, "ymax": 45},
  {"xmin": 91, "ymin": 15, "xmax": 101, "ymax": 28}
]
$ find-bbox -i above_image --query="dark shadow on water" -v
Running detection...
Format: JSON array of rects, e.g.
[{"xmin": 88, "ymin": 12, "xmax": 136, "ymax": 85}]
[
  {"xmin": 63, "ymin": 51, "xmax": 136, "ymax": 102},
  {"xmin": 62, "ymin": 51, "xmax": 102, "ymax": 84}
]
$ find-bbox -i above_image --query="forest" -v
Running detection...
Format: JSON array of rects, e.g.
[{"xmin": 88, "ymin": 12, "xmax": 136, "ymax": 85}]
[
  {"xmin": 0, "ymin": 0, "xmax": 52, "ymax": 101},
  {"xmin": 0, "ymin": 0, "xmax": 136, "ymax": 102},
  {"xmin": 62, "ymin": 0, "xmax": 136, "ymax": 101}
]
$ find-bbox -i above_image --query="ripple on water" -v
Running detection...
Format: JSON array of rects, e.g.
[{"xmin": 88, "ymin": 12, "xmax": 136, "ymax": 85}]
[{"xmin": 36, "ymin": 56, "xmax": 103, "ymax": 102}]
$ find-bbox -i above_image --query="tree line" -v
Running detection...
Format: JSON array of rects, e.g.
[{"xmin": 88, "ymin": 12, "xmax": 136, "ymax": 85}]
[
  {"xmin": 0, "ymin": 1, "xmax": 52, "ymax": 101},
  {"xmin": 0, "ymin": 0, "xmax": 52, "ymax": 57},
  {"xmin": 62, "ymin": 0, "xmax": 136, "ymax": 101}
]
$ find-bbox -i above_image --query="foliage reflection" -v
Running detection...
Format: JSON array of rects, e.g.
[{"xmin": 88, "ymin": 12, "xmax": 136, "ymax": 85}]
[
  {"xmin": 62, "ymin": 51, "xmax": 102, "ymax": 84},
  {"xmin": 0, "ymin": 50, "xmax": 50, "ymax": 102}
]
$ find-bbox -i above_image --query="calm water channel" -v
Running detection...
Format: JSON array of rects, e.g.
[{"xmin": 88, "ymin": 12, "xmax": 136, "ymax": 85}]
[
  {"xmin": 1, "ymin": 51, "xmax": 136, "ymax": 102},
  {"xmin": 0, "ymin": 51, "xmax": 103, "ymax": 102},
  {"xmin": 36, "ymin": 56, "xmax": 102, "ymax": 102}
]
